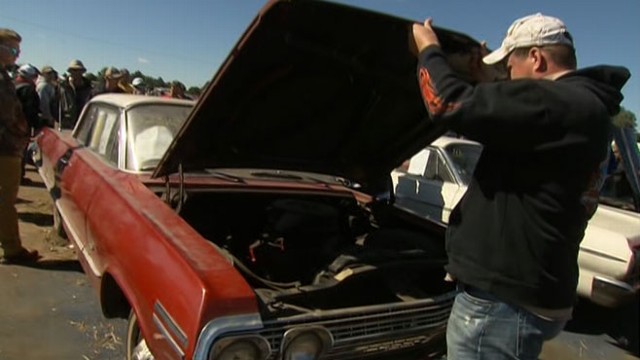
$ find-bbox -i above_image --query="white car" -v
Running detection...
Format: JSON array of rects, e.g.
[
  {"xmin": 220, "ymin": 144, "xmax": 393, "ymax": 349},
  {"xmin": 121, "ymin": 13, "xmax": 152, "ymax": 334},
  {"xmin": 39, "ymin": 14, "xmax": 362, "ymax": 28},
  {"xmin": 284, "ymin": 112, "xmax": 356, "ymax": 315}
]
[{"xmin": 392, "ymin": 136, "xmax": 640, "ymax": 307}]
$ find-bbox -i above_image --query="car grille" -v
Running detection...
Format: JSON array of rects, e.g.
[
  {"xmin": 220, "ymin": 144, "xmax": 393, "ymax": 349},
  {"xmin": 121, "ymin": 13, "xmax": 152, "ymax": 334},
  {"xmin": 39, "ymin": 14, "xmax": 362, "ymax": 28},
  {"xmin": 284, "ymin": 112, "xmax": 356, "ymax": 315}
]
[{"xmin": 257, "ymin": 292, "xmax": 455, "ymax": 359}]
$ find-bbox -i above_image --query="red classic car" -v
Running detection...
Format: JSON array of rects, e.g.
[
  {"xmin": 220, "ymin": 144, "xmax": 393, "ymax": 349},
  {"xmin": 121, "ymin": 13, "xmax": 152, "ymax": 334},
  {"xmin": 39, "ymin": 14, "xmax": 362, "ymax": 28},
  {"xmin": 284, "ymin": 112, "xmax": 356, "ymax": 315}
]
[{"xmin": 34, "ymin": 1, "xmax": 490, "ymax": 359}]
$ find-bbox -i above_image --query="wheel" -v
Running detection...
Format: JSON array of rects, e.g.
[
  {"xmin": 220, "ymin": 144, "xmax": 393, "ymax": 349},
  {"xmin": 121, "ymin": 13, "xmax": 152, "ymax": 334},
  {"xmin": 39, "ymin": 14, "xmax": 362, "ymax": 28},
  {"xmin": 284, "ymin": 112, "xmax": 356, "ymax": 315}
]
[
  {"xmin": 52, "ymin": 206, "xmax": 67, "ymax": 239},
  {"xmin": 126, "ymin": 310, "xmax": 154, "ymax": 360}
]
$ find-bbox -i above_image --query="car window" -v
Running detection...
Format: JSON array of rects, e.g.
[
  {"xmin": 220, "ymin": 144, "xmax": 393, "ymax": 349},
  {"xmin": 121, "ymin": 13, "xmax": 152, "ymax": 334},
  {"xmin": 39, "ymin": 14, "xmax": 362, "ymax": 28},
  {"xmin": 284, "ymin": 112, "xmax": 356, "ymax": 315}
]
[
  {"xmin": 125, "ymin": 104, "xmax": 193, "ymax": 171},
  {"xmin": 75, "ymin": 104, "xmax": 121, "ymax": 162},
  {"xmin": 74, "ymin": 104, "xmax": 100, "ymax": 146},
  {"xmin": 406, "ymin": 149, "xmax": 430, "ymax": 175},
  {"xmin": 95, "ymin": 110, "xmax": 119, "ymax": 156},
  {"xmin": 424, "ymin": 151, "xmax": 454, "ymax": 183},
  {"xmin": 444, "ymin": 143, "xmax": 482, "ymax": 185}
]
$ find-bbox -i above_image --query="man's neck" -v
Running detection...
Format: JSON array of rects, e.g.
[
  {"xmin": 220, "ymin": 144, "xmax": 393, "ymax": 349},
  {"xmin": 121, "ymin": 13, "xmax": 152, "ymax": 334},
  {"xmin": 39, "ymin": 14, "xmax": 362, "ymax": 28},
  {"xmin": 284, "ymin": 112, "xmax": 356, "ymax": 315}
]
[{"xmin": 544, "ymin": 69, "xmax": 573, "ymax": 81}]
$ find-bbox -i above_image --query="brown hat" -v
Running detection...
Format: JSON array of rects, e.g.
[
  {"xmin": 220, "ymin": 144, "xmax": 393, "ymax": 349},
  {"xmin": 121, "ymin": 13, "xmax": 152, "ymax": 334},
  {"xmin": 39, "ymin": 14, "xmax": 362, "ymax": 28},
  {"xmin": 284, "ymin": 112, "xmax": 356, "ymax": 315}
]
[
  {"xmin": 41, "ymin": 65, "xmax": 55, "ymax": 74},
  {"xmin": 67, "ymin": 59, "xmax": 86, "ymax": 72},
  {"xmin": 105, "ymin": 66, "xmax": 122, "ymax": 79}
]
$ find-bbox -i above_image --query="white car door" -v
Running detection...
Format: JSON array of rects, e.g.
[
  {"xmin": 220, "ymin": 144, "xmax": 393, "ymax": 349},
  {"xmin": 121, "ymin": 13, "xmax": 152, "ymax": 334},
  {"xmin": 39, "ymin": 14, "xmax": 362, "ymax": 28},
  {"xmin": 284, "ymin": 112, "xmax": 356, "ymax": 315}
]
[{"xmin": 393, "ymin": 147, "xmax": 462, "ymax": 223}]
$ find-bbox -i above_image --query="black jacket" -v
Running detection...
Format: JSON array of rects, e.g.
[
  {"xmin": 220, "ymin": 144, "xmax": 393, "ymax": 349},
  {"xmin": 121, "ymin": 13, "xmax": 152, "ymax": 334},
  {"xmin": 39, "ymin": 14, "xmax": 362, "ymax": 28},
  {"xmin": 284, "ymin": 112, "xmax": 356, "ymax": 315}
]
[
  {"xmin": 59, "ymin": 77, "xmax": 93, "ymax": 129},
  {"xmin": 15, "ymin": 78, "xmax": 42, "ymax": 132},
  {"xmin": 417, "ymin": 45, "xmax": 630, "ymax": 309}
]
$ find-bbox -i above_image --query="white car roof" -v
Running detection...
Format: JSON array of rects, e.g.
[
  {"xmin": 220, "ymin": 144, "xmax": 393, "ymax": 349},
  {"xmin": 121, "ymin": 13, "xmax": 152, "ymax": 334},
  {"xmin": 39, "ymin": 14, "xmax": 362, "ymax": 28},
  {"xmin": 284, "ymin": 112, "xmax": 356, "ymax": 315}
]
[
  {"xmin": 89, "ymin": 94, "xmax": 195, "ymax": 109},
  {"xmin": 431, "ymin": 135, "xmax": 481, "ymax": 149}
]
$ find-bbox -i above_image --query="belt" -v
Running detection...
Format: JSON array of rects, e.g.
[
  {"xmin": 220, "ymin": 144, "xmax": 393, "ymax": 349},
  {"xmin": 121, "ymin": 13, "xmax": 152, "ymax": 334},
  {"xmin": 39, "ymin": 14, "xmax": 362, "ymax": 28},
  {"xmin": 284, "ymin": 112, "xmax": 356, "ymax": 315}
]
[{"xmin": 458, "ymin": 282, "xmax": 498, "ymax": 301}]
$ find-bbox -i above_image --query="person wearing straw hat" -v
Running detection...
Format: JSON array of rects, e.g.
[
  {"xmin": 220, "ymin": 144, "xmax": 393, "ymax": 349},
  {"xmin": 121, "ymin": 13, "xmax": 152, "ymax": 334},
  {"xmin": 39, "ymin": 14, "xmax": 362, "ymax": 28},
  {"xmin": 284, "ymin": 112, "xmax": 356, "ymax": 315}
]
[{"xmin": 59, "ymin": 59, "xmax": 92, "ymax": 129}]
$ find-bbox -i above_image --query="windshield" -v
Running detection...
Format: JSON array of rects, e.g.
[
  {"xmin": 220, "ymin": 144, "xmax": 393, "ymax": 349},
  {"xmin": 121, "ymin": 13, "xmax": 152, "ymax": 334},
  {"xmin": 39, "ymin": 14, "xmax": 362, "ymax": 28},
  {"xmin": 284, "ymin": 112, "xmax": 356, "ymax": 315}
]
[
  {"xmin": 444, "ymin": 143, "xmax": 482, "ymax": 185},
  {"xmin": 126, "ymin": 104, "xmax": 193, "ymax": 171}
]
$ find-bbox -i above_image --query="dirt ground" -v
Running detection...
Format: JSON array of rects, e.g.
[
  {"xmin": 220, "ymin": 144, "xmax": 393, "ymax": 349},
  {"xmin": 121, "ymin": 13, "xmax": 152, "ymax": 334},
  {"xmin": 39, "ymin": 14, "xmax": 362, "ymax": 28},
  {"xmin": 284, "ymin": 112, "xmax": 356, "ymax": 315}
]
[
  {"xmin": 12, "ymin": 167, "xmax": 75, "ymax": 261},
  {"xmin": 0, "ymin": 165, "xmax": 126, "ymax": 359}
]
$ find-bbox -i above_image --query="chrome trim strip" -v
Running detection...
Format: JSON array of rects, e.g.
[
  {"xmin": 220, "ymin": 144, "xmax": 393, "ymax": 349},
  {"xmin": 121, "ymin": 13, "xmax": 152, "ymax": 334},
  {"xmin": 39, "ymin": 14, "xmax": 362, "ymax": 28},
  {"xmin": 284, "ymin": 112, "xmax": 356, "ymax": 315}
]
[
  {"xmin": 55, "ymin": 200, "xmax": 101, "ymax": 277},
  {"xmin": 152, "ymin": 312, "xmax": 185, "ymax": 359},
  {"xmin": 193, "ymin": 314, "xmax": 263, "ymax": 360},
  {"xmin": 36, "ymin": 166, "xmax": 54, "ymax": 190},
  {"xmin": 593, "ymin": 276, "xmax": 636, "ymax": 293},
  {"xmin": 579, "ymin": 247, "xmax": 628, "ymax": 263},
  {"xmin": 154, "ymin": 301, "xmax": 188, "ymax": 348}
]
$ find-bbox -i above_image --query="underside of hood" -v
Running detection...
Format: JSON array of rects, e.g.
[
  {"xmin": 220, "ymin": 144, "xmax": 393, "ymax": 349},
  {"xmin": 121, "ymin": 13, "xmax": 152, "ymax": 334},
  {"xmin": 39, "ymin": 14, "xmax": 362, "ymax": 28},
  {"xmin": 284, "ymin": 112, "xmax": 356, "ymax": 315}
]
[{"xmin": 154, "ymin": 0, "xmax": 484, "ymax": 188}]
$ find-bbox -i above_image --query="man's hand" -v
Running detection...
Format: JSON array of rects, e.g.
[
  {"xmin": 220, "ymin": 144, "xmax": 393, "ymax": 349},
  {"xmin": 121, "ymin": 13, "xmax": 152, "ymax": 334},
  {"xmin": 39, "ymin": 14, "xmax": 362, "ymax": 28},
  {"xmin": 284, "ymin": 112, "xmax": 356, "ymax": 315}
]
[{"xmin": 412, "ymin": 18, "xmax": 440, "ymax": 53}]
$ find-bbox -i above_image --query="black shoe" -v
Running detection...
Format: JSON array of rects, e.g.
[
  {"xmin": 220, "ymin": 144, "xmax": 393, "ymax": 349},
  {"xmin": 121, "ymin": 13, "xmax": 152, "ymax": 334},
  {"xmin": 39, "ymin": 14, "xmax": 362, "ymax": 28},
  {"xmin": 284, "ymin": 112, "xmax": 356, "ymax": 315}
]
[{"xmin": 0, "ymin": 248, "xmax": 40, "ymax": 265}]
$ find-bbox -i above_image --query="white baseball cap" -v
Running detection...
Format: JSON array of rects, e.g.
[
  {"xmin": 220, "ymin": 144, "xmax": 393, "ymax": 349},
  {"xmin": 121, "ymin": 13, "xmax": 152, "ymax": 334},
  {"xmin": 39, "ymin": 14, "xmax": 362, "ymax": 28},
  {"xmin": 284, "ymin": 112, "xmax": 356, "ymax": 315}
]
[
  {"xmin": 483, "ymin": 13, "xmax": 574, "ymax": 65},
  {"xmin": 132, "ymin": 77, "xmax": 144, "ymax": 87},
  {"xmin": 18, "ymin": 63, "xmax": 40, "ymax": 79}
]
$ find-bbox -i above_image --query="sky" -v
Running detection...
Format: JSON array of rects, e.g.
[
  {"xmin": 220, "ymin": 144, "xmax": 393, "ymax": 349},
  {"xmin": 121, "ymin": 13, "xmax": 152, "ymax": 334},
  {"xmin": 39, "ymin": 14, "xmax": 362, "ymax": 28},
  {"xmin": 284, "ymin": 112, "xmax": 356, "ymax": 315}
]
[{"xmin": 2, "ymin": 0, "xmax": 639, "ymax": 120}]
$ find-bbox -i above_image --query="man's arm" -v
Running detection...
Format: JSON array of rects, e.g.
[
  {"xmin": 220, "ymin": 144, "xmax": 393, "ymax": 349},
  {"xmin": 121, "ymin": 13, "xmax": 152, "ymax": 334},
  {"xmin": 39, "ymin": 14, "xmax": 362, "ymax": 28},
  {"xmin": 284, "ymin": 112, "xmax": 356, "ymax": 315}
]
[
  {"xmin": 412, "ymin": 19, "xmax": 575, "ymax": 151},
  {"xmin": 37, "ymin": 82, "xmax": 54, "ymax": 123}
]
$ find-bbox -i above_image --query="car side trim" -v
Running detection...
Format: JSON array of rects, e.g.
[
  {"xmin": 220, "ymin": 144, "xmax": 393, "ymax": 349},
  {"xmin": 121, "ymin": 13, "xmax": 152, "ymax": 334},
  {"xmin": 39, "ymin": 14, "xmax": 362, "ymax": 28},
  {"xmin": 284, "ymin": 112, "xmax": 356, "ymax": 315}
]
[
  {"xmin": 152, "ymin": 311, "xmax": 186, "ymax": 358},
  {"xmin": 153, "ymin": 301, "xmax": 188, "ymax": 349},
  {"xmin": 56, "ymin": 200, "xmax": 101, "ymax": 276},
  {"xmin": 579, "ymin": 246, "xmax": 628, "ymax": 263}
]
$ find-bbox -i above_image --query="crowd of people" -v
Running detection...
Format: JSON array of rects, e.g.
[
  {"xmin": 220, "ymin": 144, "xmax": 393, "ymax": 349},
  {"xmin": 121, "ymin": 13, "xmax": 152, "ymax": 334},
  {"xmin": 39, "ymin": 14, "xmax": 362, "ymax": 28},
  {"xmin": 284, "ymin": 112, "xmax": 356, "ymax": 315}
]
[
  {"xmin": 1, "ymin": 27, "xmax": 194, "ymax": 266},
  {"xmin": 7, "ymin": 59, "xmax": 192, "ymax": 132}
]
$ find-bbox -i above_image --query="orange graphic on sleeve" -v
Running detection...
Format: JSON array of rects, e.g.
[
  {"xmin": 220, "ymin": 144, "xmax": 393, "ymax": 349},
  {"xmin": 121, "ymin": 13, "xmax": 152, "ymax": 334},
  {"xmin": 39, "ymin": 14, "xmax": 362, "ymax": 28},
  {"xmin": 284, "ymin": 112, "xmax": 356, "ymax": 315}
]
[{"xmin": 419, "ymin": 68, "xmax": 459, "ymax": 117}]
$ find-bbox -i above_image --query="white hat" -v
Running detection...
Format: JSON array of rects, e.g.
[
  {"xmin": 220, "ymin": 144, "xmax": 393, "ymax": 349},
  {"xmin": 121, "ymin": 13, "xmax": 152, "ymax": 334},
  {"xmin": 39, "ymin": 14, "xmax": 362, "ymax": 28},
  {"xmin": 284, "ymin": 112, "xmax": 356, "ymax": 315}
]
[
  {"xmin": 18, "ymin": 63, "xmax": 40, "ymax": 79},
  {"xmin": 483, "ymin": 13, "xmax": 574, "ymax": 65},
  {"xmin": 132, "ymin": 77, "xmax": 144, "ymax": 87}
]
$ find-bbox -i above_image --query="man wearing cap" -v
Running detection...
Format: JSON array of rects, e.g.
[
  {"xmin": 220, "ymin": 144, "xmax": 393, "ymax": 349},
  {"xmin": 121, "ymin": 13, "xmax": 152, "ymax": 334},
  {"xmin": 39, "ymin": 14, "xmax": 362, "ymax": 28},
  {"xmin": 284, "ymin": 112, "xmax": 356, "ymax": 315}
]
[
  {"xmin": 14, "ymin": 64, "xmax": 42, "ymax": 135},
  {"xmin": 93, "ymin": 66, "xmax": 127, "ymax": 95},
  {"xmin": 59, "ymin": 59, "xmax": 92, "ymax": 129},
  {"xmin": 14, "ymin": 63, "xmax": 42, "ymax": 184},
  {"xmin": 118, "ymin": 68, "xmax": 135, "ymax": 94},
  {"xmin": 168, "ymin": 80, "xmax": 188, "ymax": 99},
  {"xmin": 132, "ymin": 77, "xmax": 146, "ymax": 95},
  {"xmin": 37, "ymin": 65, "xmax": 59, "ymax": 127},
  {"xmin": 0, "ymin": 28, "xmax": 39, "ymax": 264},
  {"xmin": 412, "ymin": 13, "xmax": 630, "ymax": 358}
]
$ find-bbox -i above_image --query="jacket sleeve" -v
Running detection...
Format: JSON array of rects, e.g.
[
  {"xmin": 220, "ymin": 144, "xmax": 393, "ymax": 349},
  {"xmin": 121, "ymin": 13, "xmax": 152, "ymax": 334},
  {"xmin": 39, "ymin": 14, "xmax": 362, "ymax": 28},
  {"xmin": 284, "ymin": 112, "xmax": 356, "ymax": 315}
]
[
  {"xmin": 417, "ymin": 45, "xmax": 572, "ymax": 151},
  {"xmin": 17, "ymin": 85, "xmax": 42, "ymax": 130},
  {"xmin": 37, "ymin": 82, "xmax": 54, "ymax": 121},
  {"xmin": 0, "ymin": 72, "xmax": 29, "ymax": 154}
]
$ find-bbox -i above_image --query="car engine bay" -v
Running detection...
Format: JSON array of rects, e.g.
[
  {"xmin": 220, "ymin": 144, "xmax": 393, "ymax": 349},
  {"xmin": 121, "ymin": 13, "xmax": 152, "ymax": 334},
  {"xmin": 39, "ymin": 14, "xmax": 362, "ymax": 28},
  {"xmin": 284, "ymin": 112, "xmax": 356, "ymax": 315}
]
[{"xmin": 176, "ymin": 189, "xmax": 452, "ymax": 318}]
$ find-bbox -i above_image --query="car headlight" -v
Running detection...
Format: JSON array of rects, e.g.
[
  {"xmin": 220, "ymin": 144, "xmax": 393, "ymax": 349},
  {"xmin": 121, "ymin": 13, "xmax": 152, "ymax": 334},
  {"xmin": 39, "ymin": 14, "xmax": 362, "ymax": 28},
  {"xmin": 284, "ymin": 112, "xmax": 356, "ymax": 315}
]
[
  {"xmin": 209, "ymin": 335, "xmax": 270, "ymax": 360},
  {"xmin": 281, "ymin": 327, "xmax": 333, "ymax": 360}
]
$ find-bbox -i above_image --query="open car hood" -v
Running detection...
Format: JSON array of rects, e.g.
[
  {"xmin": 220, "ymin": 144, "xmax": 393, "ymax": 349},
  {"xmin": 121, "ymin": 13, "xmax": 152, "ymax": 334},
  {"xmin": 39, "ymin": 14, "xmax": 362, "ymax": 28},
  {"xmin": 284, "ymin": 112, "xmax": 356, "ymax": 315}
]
[{"xmin": 154, "ymin": 0, "xmax": 485, "ymax": 188}]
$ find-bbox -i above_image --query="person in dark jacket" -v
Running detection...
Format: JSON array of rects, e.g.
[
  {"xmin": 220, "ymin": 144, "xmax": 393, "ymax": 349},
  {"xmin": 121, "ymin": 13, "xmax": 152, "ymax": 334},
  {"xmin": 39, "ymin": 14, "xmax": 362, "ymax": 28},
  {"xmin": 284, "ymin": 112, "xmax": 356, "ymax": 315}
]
[
  {"xmin": 14, "ymin": 63, "xmax": 42, "ymax": 183},
  {"xmin": 14, "ymin": 63, "xmax": 41, "ymax": 134},
  {"xmin": 59, "ymin": 59, "xmax": 92, "ymax": 129},
  {"xmin": 0, "ymin": 28, "xmax": 39, "ymax": 264},
  {"xmin": 36, "ymin": 65, "xmax": 59, "ymax": 128},
  {"xmin": 412, "ymin": 13, "xmax": 630, "ymax": 359}
]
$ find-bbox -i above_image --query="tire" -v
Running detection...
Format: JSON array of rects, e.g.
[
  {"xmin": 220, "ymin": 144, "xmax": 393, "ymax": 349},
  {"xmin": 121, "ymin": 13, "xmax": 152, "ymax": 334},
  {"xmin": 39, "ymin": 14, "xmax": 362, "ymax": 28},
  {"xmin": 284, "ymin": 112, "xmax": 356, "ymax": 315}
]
[{"xmin": 126, "ymin": 310, "xmax": 154, "ymax": 360}]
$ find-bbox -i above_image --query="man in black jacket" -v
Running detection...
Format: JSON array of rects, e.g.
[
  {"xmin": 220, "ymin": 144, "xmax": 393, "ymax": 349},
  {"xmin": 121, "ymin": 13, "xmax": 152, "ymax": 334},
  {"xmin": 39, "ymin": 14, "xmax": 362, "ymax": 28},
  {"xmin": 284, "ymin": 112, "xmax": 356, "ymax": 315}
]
[
  {"xmin": 14, "ymin": 63, "xmax": 42, "ymax": 184},
  {"xmin": 412, "ymin": 13, "xmax": 630, "ymax": 359},
  {"xmin": 59, "ymin": 59, "xmax": 92, "ymax": 129}
]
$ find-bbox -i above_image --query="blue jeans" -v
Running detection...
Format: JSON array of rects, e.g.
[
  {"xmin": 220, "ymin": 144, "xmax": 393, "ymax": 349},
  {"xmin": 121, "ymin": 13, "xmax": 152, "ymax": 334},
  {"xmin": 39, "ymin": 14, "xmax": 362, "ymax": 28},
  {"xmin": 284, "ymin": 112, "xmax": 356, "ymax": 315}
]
[{"xmin": 446, "ymin": 287, "xmax": 566, "ymax": 360}]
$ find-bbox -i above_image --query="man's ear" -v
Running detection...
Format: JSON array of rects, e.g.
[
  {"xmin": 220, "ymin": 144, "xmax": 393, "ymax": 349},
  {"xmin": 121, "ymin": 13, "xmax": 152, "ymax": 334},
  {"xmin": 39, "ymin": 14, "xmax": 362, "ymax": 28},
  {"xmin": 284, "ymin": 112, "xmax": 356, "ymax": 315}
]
[{"xmin": 529, "ymin": 47, "xmax": 547, "ymax": 72}]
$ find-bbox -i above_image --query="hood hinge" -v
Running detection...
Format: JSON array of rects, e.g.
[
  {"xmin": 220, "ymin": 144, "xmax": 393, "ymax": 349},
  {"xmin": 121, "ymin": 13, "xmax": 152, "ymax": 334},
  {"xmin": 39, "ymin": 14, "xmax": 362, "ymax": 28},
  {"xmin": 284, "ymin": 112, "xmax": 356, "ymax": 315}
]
[{"xmin": 163, "ymin": 162, "xmax": 186, "ymax": 213}]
